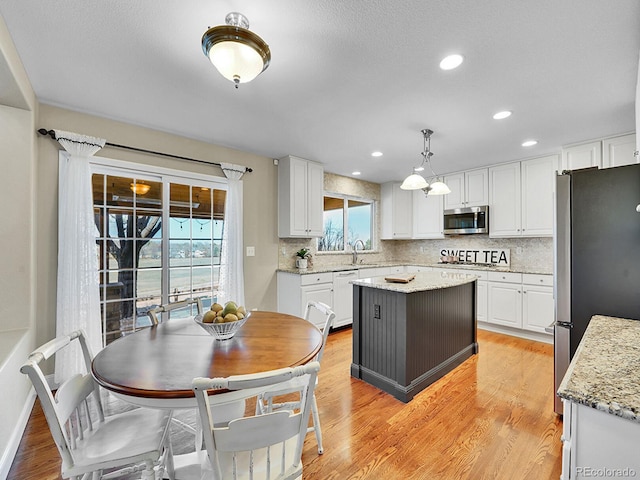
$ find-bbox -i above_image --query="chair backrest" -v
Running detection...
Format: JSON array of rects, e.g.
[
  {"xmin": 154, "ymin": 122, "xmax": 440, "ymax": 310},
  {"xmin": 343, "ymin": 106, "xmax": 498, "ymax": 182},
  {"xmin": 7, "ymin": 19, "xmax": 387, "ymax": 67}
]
[
  {"xmin": 20, "ymin": 330, "xmax": 104, "ymax": 473},
  {"xmin": 192, "ymin": 361, "xmax": 321, "ymax": 480},
  {"xmin": 303, "ymin": 300, "xmax": 335, "ymax": 363},
  {"xmin": 147, "ymin": 297, "xmax": 203, "ymax": 325}
]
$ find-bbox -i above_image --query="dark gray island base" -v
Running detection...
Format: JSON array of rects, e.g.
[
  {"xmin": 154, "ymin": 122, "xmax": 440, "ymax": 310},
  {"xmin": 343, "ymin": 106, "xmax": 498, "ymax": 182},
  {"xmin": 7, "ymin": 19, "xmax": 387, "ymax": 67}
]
[{"xmin": 350, "ymin": 272, "xmax": 478, "ymax": 402}]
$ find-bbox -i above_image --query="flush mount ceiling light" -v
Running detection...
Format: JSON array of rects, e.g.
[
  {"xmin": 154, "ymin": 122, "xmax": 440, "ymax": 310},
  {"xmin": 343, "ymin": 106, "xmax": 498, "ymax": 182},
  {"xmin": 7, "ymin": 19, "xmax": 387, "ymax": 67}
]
[
  {"xmin": 130, "ymin": 182, "xmax": 151, "ymax": 195},
  {"xmin": 493, "ymin": 110, "xmax": 512, "ymax": 120},
  {"xmin": 202, "ymin": 12, "xmax": 271, "ymax": 88},
  {"xmin": 371, "ymin": 151, "xmax": 383, "ymax": 157},
  {"xmin": 522, "ymin": 140, "xmax": 538, "ymax": 147},
  {"xmin": 439, "ymin": 54, "xmax": 464, "ymax": 70},
  {"xmin": 400, "ymin": 129, "xmax": 451, "ymax": 196}
]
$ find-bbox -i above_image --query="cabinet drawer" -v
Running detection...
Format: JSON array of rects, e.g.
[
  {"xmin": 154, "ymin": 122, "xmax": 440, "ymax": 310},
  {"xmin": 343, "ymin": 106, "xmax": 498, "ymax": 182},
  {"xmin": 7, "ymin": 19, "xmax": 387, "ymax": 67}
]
[
  {"xmin": 300, "ymin": 272, "xmax": 334, "ymax": 285},
  {"xmin": 333, "ymin": 270, "xmax": 359, "ymax": 281},
  {"xmin": 522, "ymin": 273, "xmax": 553, "ymax": 286},
  {"xmin": 488, "ymin": 271, "xmax": 523, "ymax": 283}
]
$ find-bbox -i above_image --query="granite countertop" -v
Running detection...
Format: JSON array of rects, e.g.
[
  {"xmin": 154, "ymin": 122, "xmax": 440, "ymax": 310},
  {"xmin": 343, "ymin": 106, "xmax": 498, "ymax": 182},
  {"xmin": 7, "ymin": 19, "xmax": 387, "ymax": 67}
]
[
  {"xmin": 557, "ymin": 315, "xmax": 640, "ymax": 423},
  {"xmin": 277, "ymin": 262, "xmax": 551, "ymax": 275},
  {"xmin": 350, "ymin": 271, "xmax": 478, "ymax": 294}
]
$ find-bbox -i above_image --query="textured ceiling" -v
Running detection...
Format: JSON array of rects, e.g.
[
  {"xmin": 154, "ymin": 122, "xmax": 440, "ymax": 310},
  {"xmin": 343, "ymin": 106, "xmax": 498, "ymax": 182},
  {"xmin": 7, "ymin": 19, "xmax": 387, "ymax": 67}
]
[{"xmin": 1, "ymin": 1, "xmax": 638, "ymax": 183}]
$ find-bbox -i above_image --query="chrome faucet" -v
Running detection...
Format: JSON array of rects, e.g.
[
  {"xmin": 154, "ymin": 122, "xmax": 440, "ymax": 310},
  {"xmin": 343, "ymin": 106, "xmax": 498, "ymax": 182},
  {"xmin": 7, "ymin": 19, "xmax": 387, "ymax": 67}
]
[{"xmin": 352, "ymin": 239, "xmax": 366, "ymax": 265}]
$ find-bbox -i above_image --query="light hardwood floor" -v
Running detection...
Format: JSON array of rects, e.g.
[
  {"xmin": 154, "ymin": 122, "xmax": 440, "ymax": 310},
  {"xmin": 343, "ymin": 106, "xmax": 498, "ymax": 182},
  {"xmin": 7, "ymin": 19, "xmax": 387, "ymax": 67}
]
[{"xmin": 9, "ymin": 328, "xmax": 563, "ymax": 479}]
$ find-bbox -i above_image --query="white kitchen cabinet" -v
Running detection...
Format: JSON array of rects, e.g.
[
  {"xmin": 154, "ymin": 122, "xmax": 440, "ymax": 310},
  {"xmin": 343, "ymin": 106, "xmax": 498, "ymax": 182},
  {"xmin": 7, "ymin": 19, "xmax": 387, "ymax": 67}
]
[
  {"xmin": 277, "ymin": 155, "xmax": 324, "ymax": 238},
  {"xmin": 489, "ymin": 162, "xmax": 521, "ymax": 237},
  {"xmin": 487, "ymin": 271, "xmax": 523, "ymax": 328},
  {"xmin": 277, "ymin": 271, "xmax": 333, "ymax": 329},
  {"xmin": 444, "ymin": 169, "xmax": 488, "ymax": 210},
  {"xmin": 522, "ymin": 283, "xmax": 554, "ymax": 334},
  {"xmin": 476, "ymin": 280, "xmax": 488, "ymax": 323},
  {"xmin": 602, "ymin": 133, "xmax": 638, "ymax": 168},
  {"xmin": 520, "ymin": 154, "xmax": 557, "ymax": 237},
  {"xmin": 490, "ymin": 155, "xmax": 557, "ymax": 238},
  {"xmin": 561, "ymin": 400, "xmax": 640, "ymax": 479},
  {"xmin": 381, "ymin": 182, "xmax": 413, "ymax": 239},
  {"xmin": 561, "ymin": 141, "xmax": 601, "ymax": 171},
  {"xmin": 412, "ymin": 190, "xmax": 444, "ymax": 238},
  {"xmin": 332, "ymin": 270, "xmax": 359, "ymax": 328}
]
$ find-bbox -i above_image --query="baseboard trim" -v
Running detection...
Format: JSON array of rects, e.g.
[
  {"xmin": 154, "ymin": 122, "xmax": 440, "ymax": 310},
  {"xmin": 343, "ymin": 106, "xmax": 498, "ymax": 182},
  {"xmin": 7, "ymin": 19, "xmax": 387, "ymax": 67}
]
[
  {"xmin": 0, "ymin": 387, "xmax": 36, "ymax": 480},
  {"xmin": 478, "ymin": 322, "xmax": 553, "ymax": 344}
]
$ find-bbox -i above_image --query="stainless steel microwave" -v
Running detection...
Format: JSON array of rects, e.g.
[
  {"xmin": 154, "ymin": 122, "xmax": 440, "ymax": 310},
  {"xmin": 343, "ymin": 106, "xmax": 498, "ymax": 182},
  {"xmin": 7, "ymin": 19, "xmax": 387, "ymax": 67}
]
[{"xmin": 443, "ymin": 206, "xmax": 489, "ymax": 235}]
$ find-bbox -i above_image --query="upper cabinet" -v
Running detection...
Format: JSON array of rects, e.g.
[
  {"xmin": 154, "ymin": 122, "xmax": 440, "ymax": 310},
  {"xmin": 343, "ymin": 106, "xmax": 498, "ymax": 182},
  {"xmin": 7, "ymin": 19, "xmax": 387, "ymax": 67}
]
[
  {"xmin": 561, "ymin": 141, "xmax": 601, "ymax": 171},
  {"xmin": 412, "ymin": 190, "xmax": 444, "ymax": 239},
  {"xmin": 489, "ymin": 155, "xmax": 558, "ymax": 238},
  {"xmin": 278, "ymin": 155, "xmax": 324, "ymax": 238},
  {"xmin": 381, "ymin": 182, "xmax": 413, "ymax": 239},
  {"xmin": 444, "ymin": 169, "xmax": 488, "ymax": 210},
  {"xmin": 561, "ymin": 134, "xmax": 637, "ymax": 171},
  {"xmin": 602, "ymin": 134, "xmax": 638, "ymax": 168}
]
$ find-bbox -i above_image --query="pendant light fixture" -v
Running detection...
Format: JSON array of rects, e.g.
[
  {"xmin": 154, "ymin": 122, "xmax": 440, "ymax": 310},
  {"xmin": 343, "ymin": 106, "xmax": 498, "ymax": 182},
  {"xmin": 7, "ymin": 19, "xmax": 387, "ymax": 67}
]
[
  {"xmin": 400, "ymin": 129, "xmax": 451, "ymax": 196},
  {"xmin": 202, "ymin": 12, "xmax": 271, "ymax": 88}
]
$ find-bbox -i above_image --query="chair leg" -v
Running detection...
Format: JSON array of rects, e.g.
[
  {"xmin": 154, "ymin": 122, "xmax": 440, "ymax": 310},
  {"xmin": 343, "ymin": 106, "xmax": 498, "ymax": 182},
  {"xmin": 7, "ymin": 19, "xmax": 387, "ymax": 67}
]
[
  {"xmin": 310, "ymin": 394, "xmax": 323, "ymax": 454},
  {"xmin": 164, "ymin": 435, "xmax": 175, "ymax": 480}
]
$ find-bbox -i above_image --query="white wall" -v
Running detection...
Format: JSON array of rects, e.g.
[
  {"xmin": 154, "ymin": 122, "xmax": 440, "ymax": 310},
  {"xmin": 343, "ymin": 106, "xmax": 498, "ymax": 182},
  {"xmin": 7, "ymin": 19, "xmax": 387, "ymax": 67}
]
[{"xmin": 0, "ymin": 13, "xmax": 37, "ymax": 479}]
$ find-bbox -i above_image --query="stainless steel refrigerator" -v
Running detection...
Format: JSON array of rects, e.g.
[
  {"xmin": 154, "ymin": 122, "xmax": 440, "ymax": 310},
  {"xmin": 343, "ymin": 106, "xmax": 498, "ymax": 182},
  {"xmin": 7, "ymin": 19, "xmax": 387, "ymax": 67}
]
[{"xmin": 553, "ymin": 163, "xmax": 640, "ymax": 414}]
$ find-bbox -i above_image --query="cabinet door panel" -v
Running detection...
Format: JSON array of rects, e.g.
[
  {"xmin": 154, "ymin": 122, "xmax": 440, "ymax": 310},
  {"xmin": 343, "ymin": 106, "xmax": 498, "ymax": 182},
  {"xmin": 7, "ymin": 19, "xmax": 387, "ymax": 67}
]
[
  {"xmin": 465, "ymin": 169, "xmax": 488, "ymax": 207},
  {"xmin": 443, "ymin": 173, "xmax": 465, "ymax": 209},
  {"xmin": 602, "ymin": 134, "xmax": 638, "ymax": 168},
  {"xmin": 301, "ymin": 283, "xmax": 333, "ymax": 328},
  {"xmin": 306, "ymin": 161, "xmax": 325, "ymax": 236},
  {"xmin": 522, "ymin": 285, "xmax": 554, "ymax": 333},
  {"xmin": 488, "ymin": 282, "xmax": 522, "ymax": 327},
  {"xmin": 489, "ymin": 163, "xmax": 521, "ymax": 237},
  {"xmin": 562, "ymin": 141, "xmax": 601, "ymax": 171},
  {"xmin": 477, "ymin": 280, "xmax": 488, "ymax": 322},
  {"xmin": 413, "ymin": 191, "xmax": 444, "ymax": 238},
  {"xmin": 521, "ymin": 155, "xmax": 557, "ymax": 236}
]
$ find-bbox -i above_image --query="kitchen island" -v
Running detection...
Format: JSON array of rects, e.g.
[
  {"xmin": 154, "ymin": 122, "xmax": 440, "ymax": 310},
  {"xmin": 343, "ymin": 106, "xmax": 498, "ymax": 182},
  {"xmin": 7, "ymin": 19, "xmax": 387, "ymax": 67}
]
[
  {"xmin": 557, "ymin": 315, "xmax": 640, "ymax": 479},
  {"xmin": 350, "ymin": 271, "xmax": 478, "ymax": 402}
]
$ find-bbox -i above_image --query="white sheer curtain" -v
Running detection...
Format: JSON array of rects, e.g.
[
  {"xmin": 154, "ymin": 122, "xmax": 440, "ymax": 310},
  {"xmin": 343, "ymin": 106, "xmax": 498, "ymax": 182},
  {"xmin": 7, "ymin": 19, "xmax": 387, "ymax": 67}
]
[
  {"xmin": 55, "ymin": 130, "xmax": 105, "ymax": 385},
  {"xmin": 218, "ymin": 163, "xmax": 246, "ymax": 307}
]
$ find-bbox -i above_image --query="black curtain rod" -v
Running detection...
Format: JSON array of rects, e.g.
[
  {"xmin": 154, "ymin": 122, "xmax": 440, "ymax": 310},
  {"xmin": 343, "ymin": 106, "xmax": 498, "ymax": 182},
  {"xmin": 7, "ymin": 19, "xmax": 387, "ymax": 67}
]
[{"xmin": 37, "ymin": 128, "xmax": 253, "ymax": 173}]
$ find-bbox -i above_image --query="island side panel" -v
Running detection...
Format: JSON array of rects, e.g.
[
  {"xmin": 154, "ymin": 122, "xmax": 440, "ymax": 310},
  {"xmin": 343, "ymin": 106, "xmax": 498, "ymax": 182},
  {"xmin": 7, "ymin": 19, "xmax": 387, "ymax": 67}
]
[
  {"xmin": 405, "ymin": 282, "xmax": 478, "ymax": 390},
  {"xmin": 351, "ymin": 280, "xmax": 477, "ymax": 402}
]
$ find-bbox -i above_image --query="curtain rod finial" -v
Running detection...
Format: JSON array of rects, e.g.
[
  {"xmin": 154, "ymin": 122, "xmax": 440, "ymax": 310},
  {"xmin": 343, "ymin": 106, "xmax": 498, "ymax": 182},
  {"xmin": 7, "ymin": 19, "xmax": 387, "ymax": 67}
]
[{"xmin": 37, "ymin": 128, "xmax": 56, "ymax": 139}]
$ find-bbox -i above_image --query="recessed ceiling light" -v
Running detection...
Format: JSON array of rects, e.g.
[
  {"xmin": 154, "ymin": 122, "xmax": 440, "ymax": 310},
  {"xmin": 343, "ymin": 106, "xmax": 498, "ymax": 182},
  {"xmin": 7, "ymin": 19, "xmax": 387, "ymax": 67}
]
[
  {"xmin": 439, "ymin": 54, "xmax": 464, "ymax": 70},
  {"xmin": 493, "ymin": 110, "xmax": 512, "ymax": 120},
  {"xmin": 522, "ymin": 140, "xmax": 538, "ymax": 147},
  {"xmin": 371, "ymin": 151, "xmax": 383, "ymax": 157},
  {"xmin": 352, "ymin": 171, "xmax": 361, "ymax": 176}
]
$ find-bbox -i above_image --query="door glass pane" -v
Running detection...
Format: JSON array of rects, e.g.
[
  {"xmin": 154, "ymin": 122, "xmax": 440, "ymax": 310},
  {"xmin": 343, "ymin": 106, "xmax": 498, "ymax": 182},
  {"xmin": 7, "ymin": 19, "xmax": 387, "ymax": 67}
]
[{"xmin": 93, "ymin": 172, "xmax": 225, "ymax": 345}]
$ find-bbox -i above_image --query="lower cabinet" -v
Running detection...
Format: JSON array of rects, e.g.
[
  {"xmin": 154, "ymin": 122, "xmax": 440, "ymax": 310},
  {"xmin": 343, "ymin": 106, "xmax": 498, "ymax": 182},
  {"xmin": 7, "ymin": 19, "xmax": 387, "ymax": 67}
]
[
  {"xmin": 277, "ymin": 271, "xmax": 334, "ymax": 329},
  {"xmin": 561, "ymin": 400, "xmax": 640, "ymax": 479},
  {"xmin": 487, "ymin": 272, "xmax": 554, "ymax": 334},
  {"xmin": 522, "ymin": 274, "xmax": 554, "ymax": 334}
]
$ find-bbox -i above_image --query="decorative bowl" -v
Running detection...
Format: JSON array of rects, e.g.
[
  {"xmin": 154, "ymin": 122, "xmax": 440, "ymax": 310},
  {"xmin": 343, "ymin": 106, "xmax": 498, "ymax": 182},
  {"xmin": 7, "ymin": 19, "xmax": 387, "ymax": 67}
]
[{"xmin": 194, "ymin": 313, "xmax": 249, "ymax": 340}]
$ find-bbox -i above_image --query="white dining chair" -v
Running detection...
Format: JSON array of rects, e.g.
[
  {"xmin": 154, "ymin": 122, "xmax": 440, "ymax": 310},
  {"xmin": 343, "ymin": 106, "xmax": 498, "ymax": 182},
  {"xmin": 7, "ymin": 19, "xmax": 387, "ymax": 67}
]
[
  {"xmin": 255, "ymin": 301, "xmax": 335, "ymax": 454},
  {"xmin": 20, "ymin": 329, "xmax": 175, "ymax": 480},
  {"xmin": 146, "ymin": 297, "xmax": 203, "ymax": 325},
  {"xmin": 192, "ymin": 361, "xmax": 321, "ymax": 480}
]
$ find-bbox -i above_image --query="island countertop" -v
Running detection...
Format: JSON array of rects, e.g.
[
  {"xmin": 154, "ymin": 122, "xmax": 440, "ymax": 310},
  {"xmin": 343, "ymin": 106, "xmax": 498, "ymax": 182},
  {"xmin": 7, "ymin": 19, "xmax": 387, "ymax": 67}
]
[
  {"xmin": 350, "ymin": 271, "xmax": 478, "ymax": 294},
  {"xmin": 557, "ymin": 315, "xmax": 640, "ymax": 423}
]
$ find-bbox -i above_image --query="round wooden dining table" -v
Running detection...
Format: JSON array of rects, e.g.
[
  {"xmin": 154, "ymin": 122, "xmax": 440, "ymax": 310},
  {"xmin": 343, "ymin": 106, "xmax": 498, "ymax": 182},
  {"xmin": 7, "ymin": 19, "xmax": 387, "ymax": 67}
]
[{"xmin": 91, "ymin": 311, "xmax": 323, "ymax": 409}]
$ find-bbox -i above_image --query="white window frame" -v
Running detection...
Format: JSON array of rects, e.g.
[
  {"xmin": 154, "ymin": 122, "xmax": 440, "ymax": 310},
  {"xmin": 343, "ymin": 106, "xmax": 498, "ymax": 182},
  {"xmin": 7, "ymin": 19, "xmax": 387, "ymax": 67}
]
[{"xmin": 317, "ymin": 192, "xmax": 376, "ymax": 253}]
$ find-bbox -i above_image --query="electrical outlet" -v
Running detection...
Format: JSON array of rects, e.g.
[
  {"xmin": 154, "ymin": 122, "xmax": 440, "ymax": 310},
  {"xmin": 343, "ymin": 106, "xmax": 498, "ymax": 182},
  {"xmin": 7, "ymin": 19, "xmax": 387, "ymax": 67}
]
[
  {"xmin": 246, "ymin": 246, "xmax": 255, "ymax": 257},
  {"xmin": 374, "ymin": 304, "xmax": 381, "ymax": 319},
  {"xmin": 516, "ymin": 247, "xmax": 523, "ymax": 255},
  {"xmin": 281, "ymin": 247, "xmax": 286, "ymax": 255}
]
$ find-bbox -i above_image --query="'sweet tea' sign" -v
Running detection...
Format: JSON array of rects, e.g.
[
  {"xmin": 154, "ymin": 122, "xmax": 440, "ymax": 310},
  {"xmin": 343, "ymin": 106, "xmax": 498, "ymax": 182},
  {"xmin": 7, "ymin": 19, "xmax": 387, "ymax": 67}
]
[{"xmin": 440, "ymin": 248, "xmax": 510, "ymax": 266}]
